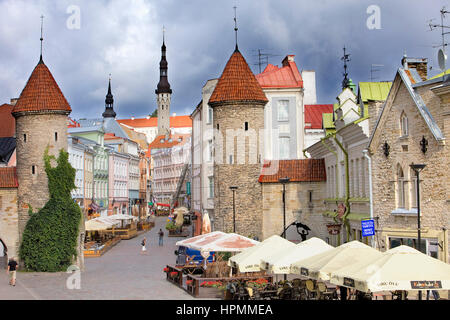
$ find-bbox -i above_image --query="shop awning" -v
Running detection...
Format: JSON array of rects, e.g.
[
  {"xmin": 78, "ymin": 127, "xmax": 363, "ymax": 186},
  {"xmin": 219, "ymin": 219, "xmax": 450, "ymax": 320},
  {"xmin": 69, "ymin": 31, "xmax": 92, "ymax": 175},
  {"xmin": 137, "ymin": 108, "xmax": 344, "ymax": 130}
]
[{"xmin": 156, "ymin": 203, "xmax": 170, "ymax": 207}]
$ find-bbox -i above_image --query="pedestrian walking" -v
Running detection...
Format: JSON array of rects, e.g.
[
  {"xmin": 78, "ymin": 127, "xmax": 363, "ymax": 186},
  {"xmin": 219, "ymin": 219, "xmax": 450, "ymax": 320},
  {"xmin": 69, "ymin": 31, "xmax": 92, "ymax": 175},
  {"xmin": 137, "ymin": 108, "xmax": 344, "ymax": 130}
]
[
  {"xmin": 141, "ymin": 237, "xmax": 147, "ymax": 255},
  {"xmin": 158, "ymin": 229, "xmax": 164, "ymax": 246},
  {"xmin": 7, "ymin": 257, "xmax": 18, "ymax": 286}
]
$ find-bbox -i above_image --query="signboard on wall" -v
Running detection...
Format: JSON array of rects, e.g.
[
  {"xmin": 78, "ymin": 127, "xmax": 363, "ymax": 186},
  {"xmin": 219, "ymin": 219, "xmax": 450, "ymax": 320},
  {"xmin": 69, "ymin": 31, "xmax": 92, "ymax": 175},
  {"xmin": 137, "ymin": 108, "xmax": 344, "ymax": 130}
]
[{"xmin": 361, "ymin": 219, "xmax": 375, "ymax": 237}]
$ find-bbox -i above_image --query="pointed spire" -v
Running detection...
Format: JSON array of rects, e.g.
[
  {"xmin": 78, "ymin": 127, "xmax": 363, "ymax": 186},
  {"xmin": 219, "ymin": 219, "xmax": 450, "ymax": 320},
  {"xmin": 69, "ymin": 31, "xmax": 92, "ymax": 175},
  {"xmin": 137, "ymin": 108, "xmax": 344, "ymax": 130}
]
[
  {"xmin": 103, "ymin": 75, "xmax": 117, "ymax": 118},
  {"xmin": 156, "ymin": 27, "xmax": 172, "ymax": 94},
  {"xmin": 233, "ymin": 6, "xmax": 239, "ymax": 52},
  {"xmin": 39, "ymin": 15, "xmax": 44, "ymax": 64},
  {"xmin": 341, "ymin": 46, "xmax": 351, "ymax": 90}
]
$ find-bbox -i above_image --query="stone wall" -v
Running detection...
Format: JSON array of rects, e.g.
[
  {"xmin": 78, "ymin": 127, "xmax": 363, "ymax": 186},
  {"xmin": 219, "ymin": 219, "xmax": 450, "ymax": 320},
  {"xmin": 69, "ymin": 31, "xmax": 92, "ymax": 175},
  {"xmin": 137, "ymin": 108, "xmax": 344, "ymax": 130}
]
[
  {"xmin": 213, "ymin": 103, "xmax": 265, "ymax": 239},
  {"xmin": 0, "ymin": 188, "xmax": 19, "ymax": 262},
  {"xmin": 370, "ymin": 82, "xmax": 449, "ymax": 262}
]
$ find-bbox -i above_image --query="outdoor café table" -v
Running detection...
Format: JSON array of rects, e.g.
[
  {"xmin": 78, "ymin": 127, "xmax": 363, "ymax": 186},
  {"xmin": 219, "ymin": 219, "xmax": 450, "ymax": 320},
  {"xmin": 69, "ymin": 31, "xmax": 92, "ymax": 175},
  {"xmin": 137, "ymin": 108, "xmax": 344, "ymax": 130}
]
[{"xmin": 373, "ymin": 291, "xmax": 392, "ymax": 300}]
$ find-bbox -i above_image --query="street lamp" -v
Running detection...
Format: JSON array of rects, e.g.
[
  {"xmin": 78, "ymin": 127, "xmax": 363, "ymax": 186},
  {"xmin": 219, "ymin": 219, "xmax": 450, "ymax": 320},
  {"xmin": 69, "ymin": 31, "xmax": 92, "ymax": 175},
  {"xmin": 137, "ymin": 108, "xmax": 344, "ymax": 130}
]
[
  {"xmin": 409, "ymin": 163, "xmax": 426, "ymax": 301},
  {"xmin": 230, "ymin": 186, "xmax": 238, "ymax": 233},
  {"xmin": 279, "ymin": 178, "xmax": 290, "ymax": 239}
]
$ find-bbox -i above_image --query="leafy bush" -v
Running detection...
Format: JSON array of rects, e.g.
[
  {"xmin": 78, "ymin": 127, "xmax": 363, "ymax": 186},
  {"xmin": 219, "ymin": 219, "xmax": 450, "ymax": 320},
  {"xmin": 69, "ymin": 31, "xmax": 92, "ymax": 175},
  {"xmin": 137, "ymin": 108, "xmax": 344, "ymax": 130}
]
[
  {"xmin": 19, "ymin": 149, "xmax": 82, "ymax": 272},
  {"xmin": 165, "ymin": 222, "xmax": 177, "ymax": 231}
]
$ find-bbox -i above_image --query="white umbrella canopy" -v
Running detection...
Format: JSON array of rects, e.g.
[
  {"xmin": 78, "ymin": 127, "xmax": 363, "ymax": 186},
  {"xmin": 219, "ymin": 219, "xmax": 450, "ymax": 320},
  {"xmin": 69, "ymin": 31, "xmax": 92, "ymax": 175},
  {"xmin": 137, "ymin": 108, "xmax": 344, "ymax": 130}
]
[
  {"xmin": 85, "ymin": 219, "xmax": 110, "ymax": 231},
  {"xmin": 290, "ymin": 240, "xmax": 380, "ymax": 281},
  {"xmin": 176, "ymin": 231, "xmax": 259, "ymax": 253},
  {"xmin": 261, "ymin": 237, "xmax": 334, "ymax": 274},
  {"xmin": 109, "ymin": 214, "xmax": 138, "ymax": 221},
  {"xmin": 330, "ymin": 245, "xmax": 450, "ymax": 292},
  {"xmin": 190, "ymin": 233, "xmax": 260, "ymax": 253},
  {"xmin": 228, "ymin": 235, "xmax": 295, "ymax": 273},
  {"xmin": 96, "ymin": 216, "xmax": 121, "ymax": 227}
]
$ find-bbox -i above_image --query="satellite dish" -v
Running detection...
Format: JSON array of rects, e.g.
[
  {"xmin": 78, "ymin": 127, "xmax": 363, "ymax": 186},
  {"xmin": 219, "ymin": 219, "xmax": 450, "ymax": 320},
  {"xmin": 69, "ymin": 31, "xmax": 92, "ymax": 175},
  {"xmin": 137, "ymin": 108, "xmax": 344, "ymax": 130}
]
[{"xmin": 438, "ymin": 49, "xmax": 447, "ymax": 71}]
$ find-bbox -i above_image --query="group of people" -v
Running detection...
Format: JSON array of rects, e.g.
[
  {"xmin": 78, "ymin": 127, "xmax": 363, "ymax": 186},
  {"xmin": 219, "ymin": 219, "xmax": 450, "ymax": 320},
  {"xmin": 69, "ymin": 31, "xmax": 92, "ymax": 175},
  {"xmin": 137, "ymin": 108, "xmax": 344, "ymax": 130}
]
[{"xmin": 140, "ymin": 228, "xmax": 165, "ymax": 254}]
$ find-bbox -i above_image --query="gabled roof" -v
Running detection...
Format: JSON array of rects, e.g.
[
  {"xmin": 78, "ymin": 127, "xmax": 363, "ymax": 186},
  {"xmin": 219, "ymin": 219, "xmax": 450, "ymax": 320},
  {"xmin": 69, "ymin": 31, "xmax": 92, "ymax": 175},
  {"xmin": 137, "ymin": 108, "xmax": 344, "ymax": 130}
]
[
  {"xmin": 359, "ymin": 82, "xmax": 392, "ymax": 103},
  {"xmin": 147, "ymin": 134, "xmax": 190, "ymax": 157},
  {"xmin": 117, "ymin": 115, "xmax": 192, "ymax": 128},
  {"xmin": 0, "ymin": 167, "xmax": 18, "ymax": 188},
  {"xmin": 258, "ymin": 159, "xmax": 326, "ymax": 183},
  {"xmin": 209, "ymin": 50, "xmax": 268, "ymax": 106},
  {"xmin": 0, "ymin": 104, "xmax": 15, "ymax": 137},
  {"xmin": 368, "ymin": 68, "xmax": 445, "ymax": 150},
  {"xmin": 256, "ymin": 55, "xmax": 303, "ymax": 89},
  {"xmin": 12, "ymin": 60, "xmax": 71, "ymax": 114},
  {"xmin": 304, "ymin": 104, "xmax": 334, "ymax": 129}
]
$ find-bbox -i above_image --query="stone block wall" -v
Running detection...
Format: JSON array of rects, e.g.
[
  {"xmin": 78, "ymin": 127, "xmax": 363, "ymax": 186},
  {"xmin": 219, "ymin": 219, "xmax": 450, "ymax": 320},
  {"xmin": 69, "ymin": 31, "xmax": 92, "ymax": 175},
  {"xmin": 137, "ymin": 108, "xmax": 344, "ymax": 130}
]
[
  {"xmin": 370, "ymin": 82, "xmax": 449, "ymax": 261},
  {"xmin": 0, "ymin": 188, "xmax": 19, "ymax": 262}
]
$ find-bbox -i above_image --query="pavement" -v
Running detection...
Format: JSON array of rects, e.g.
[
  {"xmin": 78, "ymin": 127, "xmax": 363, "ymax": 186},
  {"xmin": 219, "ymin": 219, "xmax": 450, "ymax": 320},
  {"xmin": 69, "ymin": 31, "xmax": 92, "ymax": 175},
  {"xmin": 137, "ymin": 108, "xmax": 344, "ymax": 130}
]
[{"xmin": 0, "ymin": 216, "xmax": 196, "ymax": 300}]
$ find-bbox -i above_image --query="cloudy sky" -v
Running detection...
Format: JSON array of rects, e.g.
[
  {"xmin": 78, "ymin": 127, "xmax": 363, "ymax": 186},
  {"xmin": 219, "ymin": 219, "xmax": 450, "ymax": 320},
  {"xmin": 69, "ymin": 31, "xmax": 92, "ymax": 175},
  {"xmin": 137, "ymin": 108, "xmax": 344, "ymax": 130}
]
[{"xmin": 0, "ymin": 0, "xmax": 447, "ymax": 120}]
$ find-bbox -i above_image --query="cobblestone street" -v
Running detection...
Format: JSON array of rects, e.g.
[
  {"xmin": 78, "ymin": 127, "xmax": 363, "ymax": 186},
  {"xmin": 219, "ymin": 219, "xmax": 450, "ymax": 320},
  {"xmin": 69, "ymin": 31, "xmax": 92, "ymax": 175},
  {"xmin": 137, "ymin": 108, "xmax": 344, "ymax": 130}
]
[{"xmin": 0, "ymin": 217, "xmax": 196, "ymax": 300}]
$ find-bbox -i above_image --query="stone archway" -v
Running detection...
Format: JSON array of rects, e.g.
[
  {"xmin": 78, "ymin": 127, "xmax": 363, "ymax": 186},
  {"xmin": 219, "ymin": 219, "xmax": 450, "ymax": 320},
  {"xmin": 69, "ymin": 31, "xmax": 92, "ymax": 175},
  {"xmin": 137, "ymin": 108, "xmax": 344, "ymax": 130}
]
[{"xmin": 0, "ymin": 239, "xmax": 7, "ymax": 269}]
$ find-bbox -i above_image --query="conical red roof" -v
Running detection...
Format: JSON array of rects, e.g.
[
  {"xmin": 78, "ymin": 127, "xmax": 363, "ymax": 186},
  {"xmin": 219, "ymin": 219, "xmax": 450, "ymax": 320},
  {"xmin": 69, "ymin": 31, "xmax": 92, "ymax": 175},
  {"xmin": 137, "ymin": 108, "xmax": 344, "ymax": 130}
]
[
  {"xmin": 209, "ymin": 50, "xmax": 268, "ymax": 106},
  {"xmin": 12, "ymin": 60, "xmax": 71, "ymax": 114}
]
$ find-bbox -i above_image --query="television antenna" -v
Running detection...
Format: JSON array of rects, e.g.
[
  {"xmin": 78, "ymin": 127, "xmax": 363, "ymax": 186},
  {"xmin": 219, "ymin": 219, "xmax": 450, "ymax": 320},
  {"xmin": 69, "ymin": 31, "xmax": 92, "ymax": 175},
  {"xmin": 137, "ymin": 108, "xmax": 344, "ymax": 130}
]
[
  {"xmin": 370, "ymin": 64, "xmax": 384, "ymax": 81},
  {"xmin": 428, "ymin": 7, "xmax": 450, "ymax": 76},
  {"xmin": 251, "ymin": 49, "xmax": 281, "ymax": 74}
]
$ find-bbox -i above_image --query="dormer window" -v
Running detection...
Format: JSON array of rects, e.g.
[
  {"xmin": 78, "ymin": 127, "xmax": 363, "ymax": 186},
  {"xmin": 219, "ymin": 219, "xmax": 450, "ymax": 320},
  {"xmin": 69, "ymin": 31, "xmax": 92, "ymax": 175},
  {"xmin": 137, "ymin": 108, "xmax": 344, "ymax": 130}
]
[{"xmin": 400, "ymin": 112, "xmax": 408, "ymax": 137}]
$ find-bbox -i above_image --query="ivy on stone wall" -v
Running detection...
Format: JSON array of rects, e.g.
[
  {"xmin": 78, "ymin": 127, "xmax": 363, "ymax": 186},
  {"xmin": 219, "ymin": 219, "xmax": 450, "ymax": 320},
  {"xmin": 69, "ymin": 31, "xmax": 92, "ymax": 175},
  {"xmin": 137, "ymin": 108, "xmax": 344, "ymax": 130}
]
[{"xmin": 19, "ymin": 148, "xmax": 82, "ymax": 272}]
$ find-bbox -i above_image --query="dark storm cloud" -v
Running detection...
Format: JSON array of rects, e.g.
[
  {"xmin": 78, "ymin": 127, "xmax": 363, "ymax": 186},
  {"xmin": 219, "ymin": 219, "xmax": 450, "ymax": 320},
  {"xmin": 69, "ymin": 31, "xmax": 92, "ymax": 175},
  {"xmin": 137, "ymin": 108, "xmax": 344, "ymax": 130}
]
[{"xmin": 0, "ymin": 0, "xmax": 447, "ymax": 120}]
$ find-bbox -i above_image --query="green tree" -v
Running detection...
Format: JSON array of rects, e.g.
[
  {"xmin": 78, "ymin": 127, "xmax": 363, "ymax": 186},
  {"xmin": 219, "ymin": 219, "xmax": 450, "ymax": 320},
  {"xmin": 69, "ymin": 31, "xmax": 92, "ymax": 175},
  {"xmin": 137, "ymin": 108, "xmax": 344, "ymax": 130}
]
[
  {"xmin": 151, "ymin": 108, "xmax": 158, "ymax": 118},
  {"xmin": 19, "ymin": 148, "xmax": 82, "ymax": 272}
]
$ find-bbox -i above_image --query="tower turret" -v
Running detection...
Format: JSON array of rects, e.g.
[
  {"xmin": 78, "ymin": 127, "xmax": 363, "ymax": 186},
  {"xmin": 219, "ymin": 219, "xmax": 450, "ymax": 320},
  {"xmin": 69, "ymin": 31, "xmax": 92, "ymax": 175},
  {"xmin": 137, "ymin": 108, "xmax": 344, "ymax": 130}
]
[
  {"xmin": 102, "ymin": 77, "xmax": 117, "ymax": 118},
  {"xmin": 156, "ymin": 28, "xmax": 172, "ymax": 136}
]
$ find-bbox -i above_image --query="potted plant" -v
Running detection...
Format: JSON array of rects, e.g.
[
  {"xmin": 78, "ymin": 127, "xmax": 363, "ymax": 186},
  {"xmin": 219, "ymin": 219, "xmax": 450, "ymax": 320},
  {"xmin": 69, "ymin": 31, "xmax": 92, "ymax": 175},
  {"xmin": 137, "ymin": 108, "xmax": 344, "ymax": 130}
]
[{"xmin": 199, "ymin": 281, "xmax": 224, "ymax": 298}]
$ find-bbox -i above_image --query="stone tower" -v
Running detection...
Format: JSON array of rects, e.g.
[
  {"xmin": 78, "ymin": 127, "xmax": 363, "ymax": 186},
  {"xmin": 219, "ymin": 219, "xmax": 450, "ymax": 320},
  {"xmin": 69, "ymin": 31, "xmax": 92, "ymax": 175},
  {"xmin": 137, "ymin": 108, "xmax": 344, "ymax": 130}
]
[
  {"xmin": 102, "ymin": 78, "xmax": 117, "ymax": 118},
  {"xmin": 155, "ymin": 33, "xmax": 172, "ymax": 136},
  {"xmin": 208, "ymin": 47, "xmax": 268, "ymax": 239},
  {"xmin": 12, "ymin": 55, "xmax": 72, "ymax": 258}
]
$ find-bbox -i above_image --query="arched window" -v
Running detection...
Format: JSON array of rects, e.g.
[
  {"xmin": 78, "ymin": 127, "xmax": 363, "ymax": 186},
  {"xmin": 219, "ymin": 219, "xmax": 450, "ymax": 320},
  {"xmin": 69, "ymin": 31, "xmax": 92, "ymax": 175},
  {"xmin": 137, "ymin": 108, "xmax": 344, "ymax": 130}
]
[
  {"xmin": 397, "ymin": 165, "xmax": 406, "ymax": 208},
  {"xmin": 400, "ymin": 112, "xmax": 408, "ymax": 137}
]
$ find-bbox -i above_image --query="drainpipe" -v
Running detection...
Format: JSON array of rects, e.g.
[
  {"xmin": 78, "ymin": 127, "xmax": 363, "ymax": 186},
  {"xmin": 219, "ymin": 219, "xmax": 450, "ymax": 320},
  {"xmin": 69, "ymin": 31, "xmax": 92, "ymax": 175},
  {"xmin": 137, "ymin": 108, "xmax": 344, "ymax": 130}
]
[
  {"xmin": 363, "ymin": 149, "xmax": 375, "ymax": 249},
  {"xmin": 332, "ymin": 136, "xmax": 351, "ymax": 243}
]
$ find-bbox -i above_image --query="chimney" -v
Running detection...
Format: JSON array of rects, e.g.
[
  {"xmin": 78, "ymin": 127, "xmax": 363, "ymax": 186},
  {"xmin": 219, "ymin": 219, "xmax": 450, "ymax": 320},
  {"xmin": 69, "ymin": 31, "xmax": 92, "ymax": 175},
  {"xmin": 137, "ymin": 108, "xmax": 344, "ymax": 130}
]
[
  {"xmin": 10, "ymin": 98, "xmax": 18, "ymax": 105},
  {"xmin": 282, "ymin": 55, "xmax": 295, "ymax": 67},
  {"xmin": 401, "ymin": 57, "xmax": 428, "ymax": 81}
]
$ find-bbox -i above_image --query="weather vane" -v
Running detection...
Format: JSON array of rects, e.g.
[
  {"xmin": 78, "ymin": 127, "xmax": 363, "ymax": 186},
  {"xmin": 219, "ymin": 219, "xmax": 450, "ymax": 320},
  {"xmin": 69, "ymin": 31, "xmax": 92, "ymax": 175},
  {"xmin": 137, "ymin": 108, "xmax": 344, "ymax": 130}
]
[
  {"xmin": 40, "ymin": 15, "xmax": 44, "ymax": 61},
  {"xmin": 233, "ymin": 6, "xmax": 238, "ymax": 51},
  {"xmin": 341, "ymin": 46, "xmax": 351, "ymax": 89}
]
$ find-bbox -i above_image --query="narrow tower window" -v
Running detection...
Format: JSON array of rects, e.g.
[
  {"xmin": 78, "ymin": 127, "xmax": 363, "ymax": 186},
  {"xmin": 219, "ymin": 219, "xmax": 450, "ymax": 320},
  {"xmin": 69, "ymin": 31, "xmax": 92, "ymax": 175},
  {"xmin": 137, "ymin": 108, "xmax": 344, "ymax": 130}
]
[
  {"xmin": 32, "ymin": 165, "xmax": 36, "ymax": 175},
  {"xmin": 55, "ymin": 132, "xmax": 58, "ymax": 141},
  {"xmin": 245, "ymin": 122, "xmax": 249, "ymax": 131},
  {"xmin": 23, "ymin": 134, "xmax": 27, "ymax": 142}
]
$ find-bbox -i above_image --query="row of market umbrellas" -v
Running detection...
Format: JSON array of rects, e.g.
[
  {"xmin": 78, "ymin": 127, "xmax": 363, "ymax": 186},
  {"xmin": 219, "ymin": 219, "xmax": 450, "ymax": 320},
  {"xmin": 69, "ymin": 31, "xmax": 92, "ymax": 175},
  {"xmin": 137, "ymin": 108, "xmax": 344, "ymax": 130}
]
[
  {"xmin": 227, "ymin": 235, "xmax": 450, "ymax": 293},
  {"xmin": 85, "ymin": 214, "xmax": 139, "ymax": 231}
]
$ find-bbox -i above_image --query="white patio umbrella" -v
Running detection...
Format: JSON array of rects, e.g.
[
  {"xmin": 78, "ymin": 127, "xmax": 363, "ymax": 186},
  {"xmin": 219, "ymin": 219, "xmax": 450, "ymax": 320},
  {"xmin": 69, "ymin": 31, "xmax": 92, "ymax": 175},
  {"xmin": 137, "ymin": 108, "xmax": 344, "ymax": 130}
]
[
  {"xmin": 176, "ymin": 231, "xmax": 226, "ymax": 248},
  {"xmin": 96, "ymin": 216, "xmax": 121, "ymax": 227},
  {"xmin": 228, "ymin": 235, "xmax": 294, "ymax": 273},
  {"xmin": 261, "ymin": 237, "xmax": 334, "ymax": 274},
  {"xmin": 176, "ymin": 231, "xmax": 259, "ymax": 253},
  {"xmin": 290, "ymin": 240, "xmax": 381, "ymax": 281},
  {"xmin": 330, "ymin": 245, "xmax": 450, "ymax": 292},
  {"xmin": 85, "ymin": 219, "xmax": 110, "ymax": 231}
]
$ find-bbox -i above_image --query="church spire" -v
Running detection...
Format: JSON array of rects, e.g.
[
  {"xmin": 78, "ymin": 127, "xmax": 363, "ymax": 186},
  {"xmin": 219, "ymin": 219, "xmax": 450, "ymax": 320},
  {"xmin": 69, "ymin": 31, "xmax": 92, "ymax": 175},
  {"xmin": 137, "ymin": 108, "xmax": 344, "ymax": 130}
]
[
  {"xmin": 156, "ymin": 27, "xmax": 172, "ymax": 94},
  {"xmin": 234, "ymin": 6, "xmax": 239, "ymax": 52},
  {"xmin": 102, "ymin": 75, "xmax": 117, "ymax": 118},
  {"xmin": 39, "ymin": 15, "xmax": 44, "ymax": 64}
]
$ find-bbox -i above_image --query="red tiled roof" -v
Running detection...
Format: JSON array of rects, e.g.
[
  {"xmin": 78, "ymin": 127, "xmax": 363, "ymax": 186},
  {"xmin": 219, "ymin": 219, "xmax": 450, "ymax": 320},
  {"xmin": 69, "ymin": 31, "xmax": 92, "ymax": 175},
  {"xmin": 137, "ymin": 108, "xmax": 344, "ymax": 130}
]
[
  {"xmin": 117, "ymin": 115, "xmax": 192, "ymax": 128},
  {"xmin": 67, "ymin": 118, "xmax": 80, "ymax": 128},
  {"xmin": 0, "ymin": 104, "xmax": 15, "ymax": 137},
  {"xmin": 12, "ymin": 61, "xmax": 71, "ymax": 114},
  {"xmin": 209, "ymin": 50, "xmax": 268, "ymax": 106},
  {"xmin": 147, "ymin": 134, "xmax": 190, "ymax": 157},
  {"xmin": 258, "ymin": 159, "xmax": 326, "ymax": 183},
  {"xmin": 304, "ymin": 104, "xmax": 334, "ymax": 129},
  {"xmin": 0, "ymin": 167, "xmax": 18, "ymax": 188},
  {"xmin": 256, "ymin": 56, "xmax": 303, "ymax": 88},
  {"xmin": 104, "ymin": 133, "xmax": 119, "ymax": 140}
]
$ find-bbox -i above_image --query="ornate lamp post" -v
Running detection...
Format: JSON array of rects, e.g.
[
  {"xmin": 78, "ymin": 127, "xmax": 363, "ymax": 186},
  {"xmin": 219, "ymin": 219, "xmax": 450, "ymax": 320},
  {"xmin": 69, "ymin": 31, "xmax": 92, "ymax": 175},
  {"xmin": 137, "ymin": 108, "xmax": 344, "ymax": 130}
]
[
  {"xmin": 410, "ymin": 163, "xmax": 426, "ymax": 301},
  {"xmin": 229, "ymin": 186, "xmax": 238, "ymax": 233}
]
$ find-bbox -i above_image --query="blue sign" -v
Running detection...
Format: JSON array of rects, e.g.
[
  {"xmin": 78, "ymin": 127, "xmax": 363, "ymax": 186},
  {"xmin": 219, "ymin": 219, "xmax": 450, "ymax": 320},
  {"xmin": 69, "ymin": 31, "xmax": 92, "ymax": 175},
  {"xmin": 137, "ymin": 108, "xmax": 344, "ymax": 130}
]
[{"xmin": 361, "ymin": 219, "xmax": 375, "ymax": 237}]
